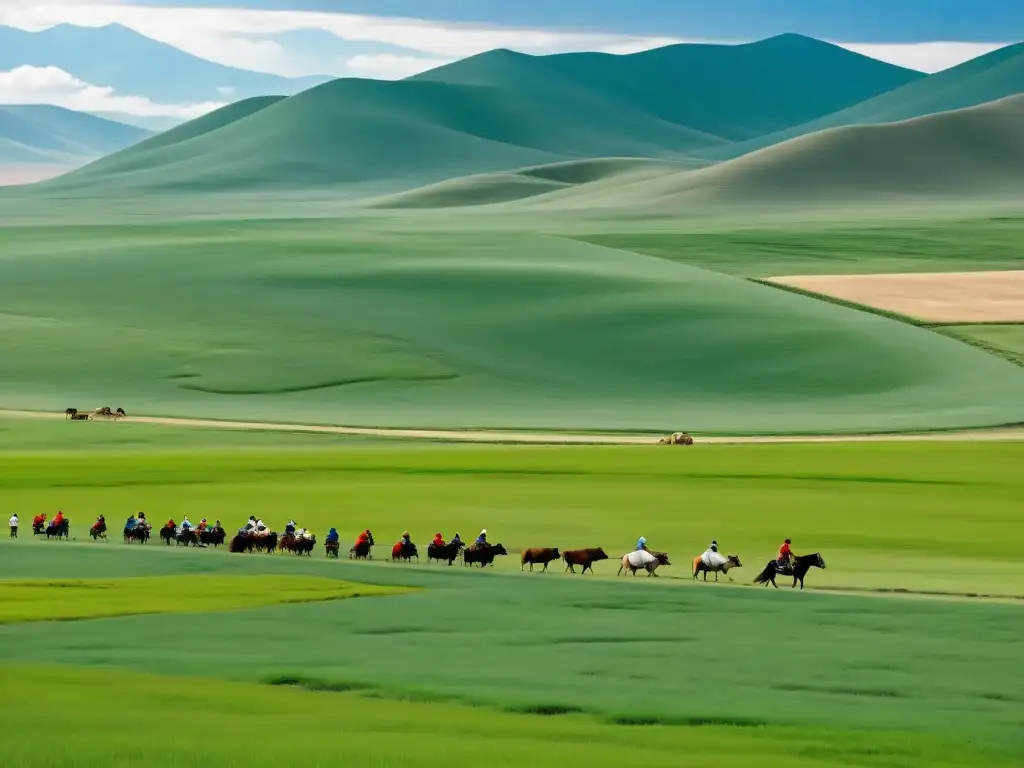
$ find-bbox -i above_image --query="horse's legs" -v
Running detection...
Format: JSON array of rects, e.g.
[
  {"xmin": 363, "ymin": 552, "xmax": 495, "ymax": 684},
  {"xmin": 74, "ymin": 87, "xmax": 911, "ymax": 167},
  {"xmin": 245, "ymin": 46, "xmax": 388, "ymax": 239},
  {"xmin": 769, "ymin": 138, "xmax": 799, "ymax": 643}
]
[{"xmin": 714, "ymin": 570, "xmax": 719, "ymax": 582}]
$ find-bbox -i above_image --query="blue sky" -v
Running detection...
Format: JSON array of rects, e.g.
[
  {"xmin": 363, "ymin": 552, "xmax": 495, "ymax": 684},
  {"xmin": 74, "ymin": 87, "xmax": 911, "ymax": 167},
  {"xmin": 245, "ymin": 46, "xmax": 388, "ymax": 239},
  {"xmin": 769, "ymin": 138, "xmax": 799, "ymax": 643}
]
[{"xmin": 94, "ymin": 0, "xmax": 1024, "ymax": 42}]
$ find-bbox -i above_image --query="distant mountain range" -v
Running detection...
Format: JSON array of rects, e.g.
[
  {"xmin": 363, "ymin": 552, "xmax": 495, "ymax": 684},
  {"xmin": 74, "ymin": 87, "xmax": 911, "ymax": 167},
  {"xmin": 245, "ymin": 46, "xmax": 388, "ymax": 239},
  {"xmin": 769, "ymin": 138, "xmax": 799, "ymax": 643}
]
[
  {"xmin": 32, "ymin": 34, "xmax": 926, "ymax": 195},
  {"xmin": 0, "ymin": 104, "xmax": 151, "ymax": 165},
  {"xmin": 0, "ymin": 24, "xmax": 331, "ymax": 106},
  {"xmin": 7, "ymin": 30, "xmax": 1024, "ymax": 203}
]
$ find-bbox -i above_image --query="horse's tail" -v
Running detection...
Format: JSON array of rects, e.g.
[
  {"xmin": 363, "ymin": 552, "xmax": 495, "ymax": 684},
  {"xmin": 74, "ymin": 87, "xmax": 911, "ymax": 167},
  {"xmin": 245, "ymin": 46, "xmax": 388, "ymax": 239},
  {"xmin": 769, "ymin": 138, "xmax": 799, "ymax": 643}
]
[
  {"xmin": 692, "ymin": 555, "xmax": 702, "ymax": 577},
  {"xmin": 753, "ymin": 561, "xmax": 774, "ymax": 584}
]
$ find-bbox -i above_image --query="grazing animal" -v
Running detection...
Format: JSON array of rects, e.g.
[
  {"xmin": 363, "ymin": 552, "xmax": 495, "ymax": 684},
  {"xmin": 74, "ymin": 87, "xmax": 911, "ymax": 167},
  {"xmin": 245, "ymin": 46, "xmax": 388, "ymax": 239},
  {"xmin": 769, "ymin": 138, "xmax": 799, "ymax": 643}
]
[
  {"xmin": 754, "ymin": 552, "xmax": 826, "ymax": 590},
  {"xmin": 463, "ymin": 543, "xmax": 508, "ymax": 567},
  {"xmin": 562, "ymin": 547, "xmax": 609, "ymax": 574},
  {"xmin": 520, "ymin": 547, "xmax": 560, "ymax": 572},
  {"xmin": 427, "ymin": 539, "xmax": 464, "ymax": 566},
  {"xmin": 618, "ymin": 549, "xmax": 670, "ymax": 576},
  {"xmin": 692, "ymin": 553, "xmax": 742, "ymax": 582},
  {"xmin": 391, "ymin": 540, "xmax": 418, "ymax": 562}
]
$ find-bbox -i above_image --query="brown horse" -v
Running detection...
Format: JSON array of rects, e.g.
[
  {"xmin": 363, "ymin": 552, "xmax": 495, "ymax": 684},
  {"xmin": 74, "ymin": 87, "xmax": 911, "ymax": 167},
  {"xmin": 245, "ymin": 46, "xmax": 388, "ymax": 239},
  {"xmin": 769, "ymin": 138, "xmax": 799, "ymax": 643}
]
[{"xmin": 658, "ymin": 432, "xmax": 693, "ymax": 445}]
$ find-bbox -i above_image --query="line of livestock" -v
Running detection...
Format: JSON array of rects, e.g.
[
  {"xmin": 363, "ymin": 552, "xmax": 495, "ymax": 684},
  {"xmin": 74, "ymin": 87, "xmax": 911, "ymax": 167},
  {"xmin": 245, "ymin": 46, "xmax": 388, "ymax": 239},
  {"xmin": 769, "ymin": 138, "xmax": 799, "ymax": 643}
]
[{"xmin": 32, "ymin": 516, "xmax": 827, "ymax": 589}]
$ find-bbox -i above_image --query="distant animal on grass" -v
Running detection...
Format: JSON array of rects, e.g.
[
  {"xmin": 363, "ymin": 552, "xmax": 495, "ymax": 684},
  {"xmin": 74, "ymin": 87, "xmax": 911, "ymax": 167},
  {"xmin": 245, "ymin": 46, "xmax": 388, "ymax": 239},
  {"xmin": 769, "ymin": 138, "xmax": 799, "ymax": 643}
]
[
  {"xmin": 463, "ymin": 543, "xmax": 508, "ymax": 567},
  {"xmin": 350, "ymin": 530, "xmax": 375, "ymax": 559},
  {"xmin": 159, "ymin": 523, "xmax": 175, "ymax": 545},
  {"xmin": 754, "ymin": 552, "xmax": 826, "ymax": 590},
  {"xmin": 252, "ymin": 531, "xmax": 278, "ymax": 554},
  {"xmin": 199, "ymin": 526, "xmax": 226, "ymax": 547},
  {"xmin": 520, "ymin": 547, "xmax": 560, "ymax": 572},
  {"xmin": 88, "ymin": 406, "xmax": 125, "ymax": 420},
  {"xmin": 658, "ymin": 432, "xmax": 693, "ymax": 445},
  {"xmin": 176, "ymin": 528, "xmax": 199, "ymax": 547},
  {"xmin": 89, "ymin": 519, "xmax": 107, "ymax": 541},
  {"xmin": 123, "ymin": 524, "xmax": 150, "ymax": 544},
  {"xmin": 692, "ymin": 552, "xmax": 742, "ymax": 582},
  {"xmin": 618, "ymin": 549, "xmax": 670, "ymax": 576},
  {"xmin": 391, "ymin": 540, "xmax": 418, "ymax": 562},
  {"xmin": 562, "ymin": 547, "xmax": 608, "ymax": 574},
  {"xmin": 66, "ymin": 408, "xmax": 89, "ymax": 421},
  {"xmin": 229, "ymin": 533, "xmax": 252, "ymax": 553},
  {"xmin": 296, "ymin": 533, "xmax": 315, "ymax": 556},
  {"xmin": 325, "ymin": 540, "xmax": 340, "ymax": 558},
  {"xmin": 46, "ymin": 518, "xmax": 70, "ymax": 540},
  {"xmin": 427, "ymin": 539, "xmax": 464, "ymax": 566}
]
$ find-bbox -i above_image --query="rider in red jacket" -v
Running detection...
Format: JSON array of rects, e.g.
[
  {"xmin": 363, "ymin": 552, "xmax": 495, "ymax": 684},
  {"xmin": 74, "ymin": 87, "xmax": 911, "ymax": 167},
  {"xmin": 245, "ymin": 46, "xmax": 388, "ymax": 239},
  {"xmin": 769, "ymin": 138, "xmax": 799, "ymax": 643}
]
[{"xmin": 777, "ymin": 539, "xmax": 794, "ymax": 568}]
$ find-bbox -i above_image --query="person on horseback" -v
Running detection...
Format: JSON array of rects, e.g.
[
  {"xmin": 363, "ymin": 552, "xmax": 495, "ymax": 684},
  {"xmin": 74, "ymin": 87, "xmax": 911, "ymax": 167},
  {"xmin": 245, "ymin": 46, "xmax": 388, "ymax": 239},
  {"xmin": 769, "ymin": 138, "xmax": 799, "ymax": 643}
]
[
  {"xmin": 473, "ymin": 529, "xmax": 488, "ymax": 549},
  {"xmin": 53, "ymin": 510, "xmax": 65, "ymax": 528},
  {"xmin": 636, "ymin": 536, "xmax": 648, "ymax": 551},
  {"xmin": 355, "ymin": 529, "xmax": 370, "ymax": 549},
  {"xmin": 777, "ymin": 539, "xmax": 795, "ymax": 570},
  {"xmin": 180, "ymin": 516, "xmax": 192, "ymax": 533},
  {"xmin": 196, "ymin": 518, "xmax": 208, "ymax": 532},
  {"xmin": 709, "ymin": 540, "xmax": 719, "ymax": 553},
  {"xmin": 399, "ymin": 530, "xmax": 413, "ymax": 549},
  {"xmin": 432, "ymin": 532, "xmax": 445, "ymax": 549},
  {"xmin": 326, "ymin": 527, "xmax": 339, "ymax": 544},
  {"xmin": 285, "ymin": 519, "xmax": 296, "ymax": 536},
  {"xmin": 452, "ymin": 532, "xmax": 462, "ymax": 545},
  {"xmin": 125, "ymin": 513, "xmax": 137, "ymax": 531}
]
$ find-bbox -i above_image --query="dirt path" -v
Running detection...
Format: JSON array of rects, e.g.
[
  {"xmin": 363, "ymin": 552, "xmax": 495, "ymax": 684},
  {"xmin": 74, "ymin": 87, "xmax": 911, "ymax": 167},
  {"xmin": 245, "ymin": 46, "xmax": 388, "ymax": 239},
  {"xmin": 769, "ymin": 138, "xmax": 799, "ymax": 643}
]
[{"xmin": 3, "ymin": 409, "xmax": 1023, "ymax": 444}]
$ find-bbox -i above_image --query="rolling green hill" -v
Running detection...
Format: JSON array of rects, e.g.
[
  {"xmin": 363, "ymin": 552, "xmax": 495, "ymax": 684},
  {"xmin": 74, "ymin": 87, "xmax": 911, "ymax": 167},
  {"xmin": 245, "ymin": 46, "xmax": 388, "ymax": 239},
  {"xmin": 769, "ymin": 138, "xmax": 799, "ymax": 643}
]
[
  {"xmin": 498, "ymin": 95, "xmax": 1024, "ymax": 209},
  {"xmin": 0, "ymin": 220, "xmax": 1021, "ymax": 433},
  {"xmin": 711, "ymin": 41, "xmax": 1024, "ymax": 160},
  {"xmin": 31, "ymin": 35, "xmax": 921, "ymax": 196},
  {"xmin": 0, "ymin": 104, "xmax": 151, "ymax": 164}
]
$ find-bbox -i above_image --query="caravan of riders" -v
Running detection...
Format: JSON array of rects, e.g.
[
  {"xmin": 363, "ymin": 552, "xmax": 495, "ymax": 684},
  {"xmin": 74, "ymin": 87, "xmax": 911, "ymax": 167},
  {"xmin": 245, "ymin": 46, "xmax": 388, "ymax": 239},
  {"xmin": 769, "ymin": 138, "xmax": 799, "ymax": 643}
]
[{"xmin": 26, "ymin": 507, "xmax": 822, "ymax": 587}]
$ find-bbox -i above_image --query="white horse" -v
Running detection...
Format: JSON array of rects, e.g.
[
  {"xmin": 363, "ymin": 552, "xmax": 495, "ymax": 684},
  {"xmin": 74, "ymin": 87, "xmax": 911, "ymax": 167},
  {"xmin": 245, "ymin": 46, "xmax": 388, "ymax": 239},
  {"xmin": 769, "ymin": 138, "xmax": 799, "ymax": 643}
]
[{"xmin": 618, "ymin": 549, "xmax": 670, "ymax": 576}]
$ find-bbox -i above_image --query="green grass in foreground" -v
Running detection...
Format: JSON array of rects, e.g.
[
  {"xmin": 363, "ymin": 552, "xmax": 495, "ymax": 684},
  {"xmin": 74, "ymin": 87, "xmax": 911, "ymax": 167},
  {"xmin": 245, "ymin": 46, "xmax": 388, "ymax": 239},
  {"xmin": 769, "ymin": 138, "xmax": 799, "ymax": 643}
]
[
  {"xmin": 0, "ymin": 575, "xmax": 405, "ymax": 623},
  {"xmin": 5, "ymin": 665, "xmax": 1015, "ymax": 768},
  {"xmin": 3, "ymin": 442, "xmax": 1022, "ymax": 595}
]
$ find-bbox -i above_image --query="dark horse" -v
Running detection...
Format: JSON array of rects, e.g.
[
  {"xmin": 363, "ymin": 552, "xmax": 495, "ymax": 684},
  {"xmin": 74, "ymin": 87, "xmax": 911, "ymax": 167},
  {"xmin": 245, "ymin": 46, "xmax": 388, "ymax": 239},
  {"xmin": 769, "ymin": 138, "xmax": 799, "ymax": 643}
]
[
  {"xmin": 463, "ymin": 543, "xmax": 508, "ymax": 567},
  {"xmin": 427, "ymin": 540, "xmax": 465, "ymax": 566},
  {"xmin": 325, "ymin": 540, "xmax": 340, "ymax": 558},
  {"xmin": 46, "ymin": 519, "xmax": 70, "ymax": 540},
  {"xmin": 199, "ymin": 527, "xmax": 226, "ymax": 547},
  {"xmin": 124, "ymin": 524, "xmax": 151, "ymax": 544},
  {"xmin": 754, "ymin": 553, "xmax": 826, "ymax": 590},
  {"xmin": 349, "ymin": 531, "xmax": 375, "ymax": 560},
  {"xmin": 176, "ymin": 528, "xmax": 200, "ymax": 547},
  {"xmin": 89, "ymin": 520, "xmax": 107, "ymax": 540},
  {"xmin": 391, "ymin": 540, "xmax": 418, "ymax": 562},
  {"xmin": 159, "ymin": 524, "xmax": 175, "ymax": 545},
  {"xmin": 281, "ymin": 534, "xmax": 314, "ymax": 556}
]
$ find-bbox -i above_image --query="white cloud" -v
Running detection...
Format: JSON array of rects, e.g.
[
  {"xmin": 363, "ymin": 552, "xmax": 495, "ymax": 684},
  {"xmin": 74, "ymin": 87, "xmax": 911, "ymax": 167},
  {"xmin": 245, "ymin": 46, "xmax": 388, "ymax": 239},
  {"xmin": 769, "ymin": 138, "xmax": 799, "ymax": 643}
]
[
  {"xmin": 345, "ymin": 54, "xmax": 452, "ymax": 79},
  {"xmin": 0, "ymin": 3, "xmax": 1008, "ymax": 78},
  {"xmin": 835, "ymin": 41, "xmax": 1007, "ymax": 73},
  {"xmin": 0, "ymin": 65, "xmax": 225, "ymax": 117}
]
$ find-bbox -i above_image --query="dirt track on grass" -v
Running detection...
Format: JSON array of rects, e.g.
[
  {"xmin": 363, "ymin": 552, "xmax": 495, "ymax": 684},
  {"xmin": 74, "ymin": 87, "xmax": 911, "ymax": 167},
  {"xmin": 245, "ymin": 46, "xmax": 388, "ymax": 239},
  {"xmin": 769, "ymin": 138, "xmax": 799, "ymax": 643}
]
[{"xmin": 2, "ymin": 409, "xmax": 1022, "ymax": 444}]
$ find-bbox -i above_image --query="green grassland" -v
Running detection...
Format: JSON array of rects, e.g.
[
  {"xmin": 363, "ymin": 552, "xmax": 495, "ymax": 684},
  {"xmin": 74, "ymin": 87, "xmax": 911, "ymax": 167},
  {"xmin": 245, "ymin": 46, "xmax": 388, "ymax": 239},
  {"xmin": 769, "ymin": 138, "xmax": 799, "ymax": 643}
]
[
  {"xmin": 938, "ymin": 325, "xmax": 1024, "ymax": 365},
  {"xmin": 0, "ymin": 218, "xmax": 1021, "ymax": 434},
  {"xmin": 0, "ymin": 575, "xmax": 404, "ymax": 623}
]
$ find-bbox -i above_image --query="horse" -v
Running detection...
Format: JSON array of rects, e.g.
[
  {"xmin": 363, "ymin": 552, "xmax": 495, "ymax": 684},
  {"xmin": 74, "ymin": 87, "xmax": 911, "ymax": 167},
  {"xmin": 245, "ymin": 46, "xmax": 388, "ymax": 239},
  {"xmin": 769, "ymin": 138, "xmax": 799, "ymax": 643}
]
[
  {"xmin": 325, "ymin": 540, "xmax": 340, "ymax": 558},
  {"xmin": 692, "ymin": 553, "xmax": 742, "ymax": 582},
  {"xmin": 349, "ymin": 531, "xmax": 375, "ymax": 560},
  {"xmin": 618, "ymin": 550, "xmax": 670, "ymax": 576},
  {"xmin": 159, "ymin": 524, "xmax": 175, "ymax": 545},
  {"xmin": 89, "ymin": 520, "xmax": 107, "ymax": 540},
  {"xmin": 175, "ymin": 528, "xmax": 199, "ymax": 547},
  {"xmin": 229, "ymin": 533, "xmax": 252, "ymax": 553},
  {"xmin": 278, "ymin": 532, "xmax": 298, "ymax": 553},
  {"xmin": 252, "ymin": 532, "xmax": 278, "ymax": 554},
  {"xmin": 427, "ymin": 540, "xmax": 464, "ymax": 566},
  {"xmin": 658, "ymin": 432, "xmax": 694, "ymax": 445},
  {"xmin": 391, "ymin": 540, "xmax": 418, "ymax": 562},
  {"xmin": 45, "ymin": 518, "xmax": 70, "ymax": 540},
  {"xmin": 295, "ymin": 534, "xmax": 315, "ymax": 556},
  {"xmin": 199, "ymin": 527, "xmax": 226, "ymax": 547},
  {"xmin": 123, "ymin": 524, "xmax": 150, "ymax": 544},
  {"xmin": 65, "ymin": 407, "xmax": 77, "ymax": 419},
  {"xmin": 463, "ymin": 543, "xmax": 508, "ymax": 567},
  {"xmin": 754, "ymin": 553, "xmax": 826, "ymax": 590}
]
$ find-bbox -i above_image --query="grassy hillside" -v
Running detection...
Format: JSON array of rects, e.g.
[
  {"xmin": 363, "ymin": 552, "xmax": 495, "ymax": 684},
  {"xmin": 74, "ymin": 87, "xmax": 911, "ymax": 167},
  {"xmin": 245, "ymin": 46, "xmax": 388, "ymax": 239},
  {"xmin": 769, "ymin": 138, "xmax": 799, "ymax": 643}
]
[
  {"xmin": 0, "ymin": 219, "xmax": 1021, "ymax": 433},
  {"xmin": 0, "ymin": 104, "xmax": 151, "ymax": 164},
  {"xmin": 32, "ymin": 35, "xmax": 920, "ymax": 196},
  {"xmin": 531, "ymin": 95, "xmax": 1024, "ymax": 208},
  {"xmin": 412, "ymin": 34, "xmax": 923, "ymax": 142},
  {"xmin": 711, "ymin": 41, "xmax": 1024, "ymax": 159}
]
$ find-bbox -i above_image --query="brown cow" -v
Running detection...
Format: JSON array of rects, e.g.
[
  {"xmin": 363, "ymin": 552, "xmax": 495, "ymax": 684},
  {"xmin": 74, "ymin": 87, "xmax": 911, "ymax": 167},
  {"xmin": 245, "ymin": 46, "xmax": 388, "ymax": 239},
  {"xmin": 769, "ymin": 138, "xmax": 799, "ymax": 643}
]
[
  {"xmin": 521, "ymin": 547, "xmax": 560, "ymax": 572},
  {"xmin": 562, "ymin": 547, "xmax": 609, "ymax": 574}
]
